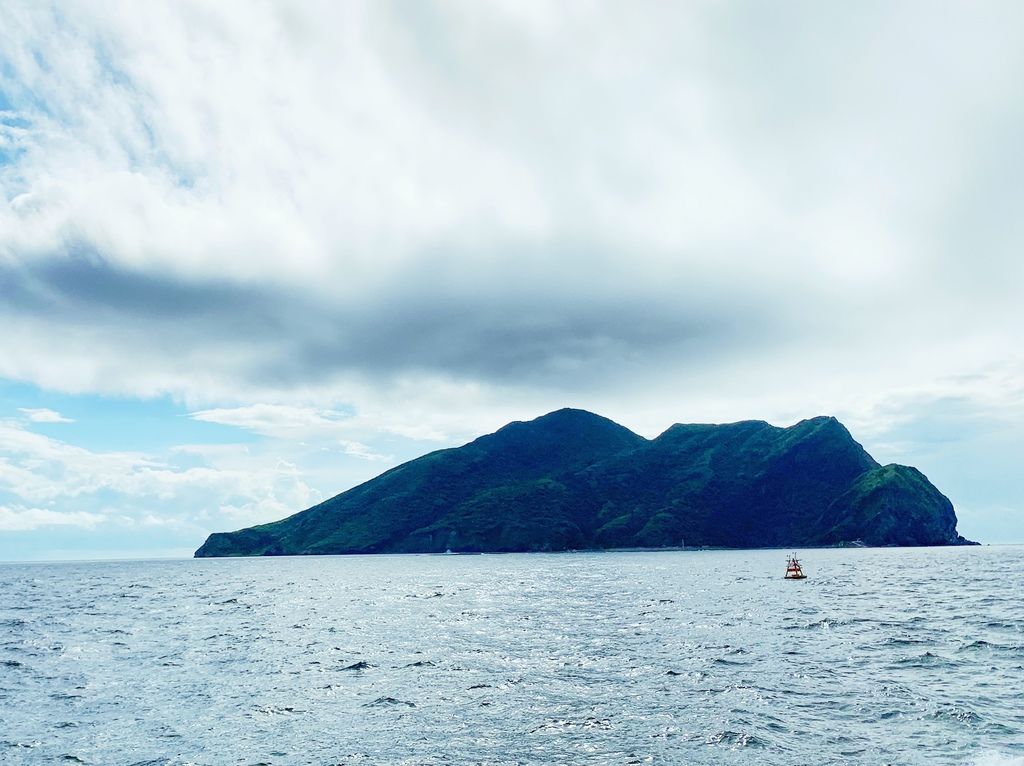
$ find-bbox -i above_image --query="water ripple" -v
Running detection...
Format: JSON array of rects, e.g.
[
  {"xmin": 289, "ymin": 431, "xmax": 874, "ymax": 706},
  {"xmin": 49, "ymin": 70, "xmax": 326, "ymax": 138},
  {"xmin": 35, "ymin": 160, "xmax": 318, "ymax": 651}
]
[{"xmin": 0, "ymin": 547, "xmax": 1023, "ymax": 764}]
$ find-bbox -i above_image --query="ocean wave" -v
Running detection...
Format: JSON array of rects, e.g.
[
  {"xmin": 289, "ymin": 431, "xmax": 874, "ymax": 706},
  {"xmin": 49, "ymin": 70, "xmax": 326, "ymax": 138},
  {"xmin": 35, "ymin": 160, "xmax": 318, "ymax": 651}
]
[
  {"xmin": 967, "ymin": 753, "xmax": 1024, "ymax": 766},
  {"xmin": 4, "ymin": 547, "xmax": 1024, "ymax": 765},
  {"xmin": 703, "ymin": 730, "xmax": 768, "ymax": 748},
  {"xmin": 958, "ymin": 639, "xmax": 1022, "ymax": 654}
]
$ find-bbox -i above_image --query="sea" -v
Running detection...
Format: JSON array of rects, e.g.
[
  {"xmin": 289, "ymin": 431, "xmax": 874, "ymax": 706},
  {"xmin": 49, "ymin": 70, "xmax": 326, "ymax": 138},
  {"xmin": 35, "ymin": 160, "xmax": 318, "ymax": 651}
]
[{"xmin": 1, "ymin": 546, "xmax": 1022, "ymax": 766}]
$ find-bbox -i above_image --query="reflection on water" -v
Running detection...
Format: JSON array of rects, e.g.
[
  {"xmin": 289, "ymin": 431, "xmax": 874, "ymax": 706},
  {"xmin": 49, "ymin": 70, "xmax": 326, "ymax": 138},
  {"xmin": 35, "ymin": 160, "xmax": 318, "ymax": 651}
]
[{"xmin": 1, "ymin": 546, "xmax": 1022, "ymax": 765}]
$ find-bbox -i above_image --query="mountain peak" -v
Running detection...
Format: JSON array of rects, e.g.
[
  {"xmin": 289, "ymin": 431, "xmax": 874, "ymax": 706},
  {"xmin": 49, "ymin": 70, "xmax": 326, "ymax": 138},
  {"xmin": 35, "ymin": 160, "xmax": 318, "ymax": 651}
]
[
  {"xmin": 481, "ymin": 407, "xmax": 645, "ymax": 458},
  {"xmin": 789, "ymin": 415, "xmax": 844, "ymax": 431},
  {"xmin": 656, "ymin": 419, "xmax": 774, "ymax": 441},
  {"xmin": 532, "ymin": 407, "xmax": 613, "ymax": 424}
]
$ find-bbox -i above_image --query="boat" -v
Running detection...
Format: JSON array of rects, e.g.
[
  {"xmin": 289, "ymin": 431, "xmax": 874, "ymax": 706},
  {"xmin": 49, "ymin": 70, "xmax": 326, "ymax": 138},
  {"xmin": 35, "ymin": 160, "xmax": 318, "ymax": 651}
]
[{"xmin": 784, "ymin": 554, "xmax": 807, "ymax": 580}]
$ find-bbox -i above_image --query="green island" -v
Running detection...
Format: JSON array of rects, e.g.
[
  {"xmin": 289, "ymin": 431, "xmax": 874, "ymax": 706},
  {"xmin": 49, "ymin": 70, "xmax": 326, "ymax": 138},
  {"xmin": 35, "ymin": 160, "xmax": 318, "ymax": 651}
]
[{"xmin": 195, "ymin": 408, "xmax": 975, "ymax": 557}]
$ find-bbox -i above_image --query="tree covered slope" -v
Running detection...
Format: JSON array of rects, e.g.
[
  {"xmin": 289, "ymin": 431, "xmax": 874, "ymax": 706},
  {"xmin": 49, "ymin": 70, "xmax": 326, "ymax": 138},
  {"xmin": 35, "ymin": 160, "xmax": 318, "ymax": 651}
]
[{"xmin": 195, "ymin": 408, "xmax": 973, "ymax": 556}]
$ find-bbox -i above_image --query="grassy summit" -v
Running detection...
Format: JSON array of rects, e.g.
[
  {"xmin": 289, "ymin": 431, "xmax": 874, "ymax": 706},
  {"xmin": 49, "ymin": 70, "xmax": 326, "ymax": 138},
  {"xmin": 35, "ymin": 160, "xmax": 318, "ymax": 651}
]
[{"xmin": 195, "ymin": 409, "xmax": 973, "ymax": 557}]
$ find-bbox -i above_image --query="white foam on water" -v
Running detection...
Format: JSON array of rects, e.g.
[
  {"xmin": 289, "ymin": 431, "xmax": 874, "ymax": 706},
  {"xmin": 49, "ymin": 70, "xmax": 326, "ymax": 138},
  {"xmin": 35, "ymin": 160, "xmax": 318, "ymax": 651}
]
[{"xmin": 968, "ymin": 753, "xmax": 1024, "ymax": 766}]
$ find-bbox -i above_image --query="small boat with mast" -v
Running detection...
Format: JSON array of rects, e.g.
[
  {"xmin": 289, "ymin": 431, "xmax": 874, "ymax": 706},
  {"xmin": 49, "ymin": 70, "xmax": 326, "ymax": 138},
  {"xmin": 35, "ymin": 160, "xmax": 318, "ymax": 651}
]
[{"xmin": 784, "ymin": 554, "xmax": 807, "ymax": 580}]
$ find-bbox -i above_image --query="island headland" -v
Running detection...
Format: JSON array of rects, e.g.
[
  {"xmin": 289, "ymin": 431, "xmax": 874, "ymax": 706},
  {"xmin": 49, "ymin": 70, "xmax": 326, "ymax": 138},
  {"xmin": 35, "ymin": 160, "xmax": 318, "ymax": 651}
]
[{"xmin": 195, "ymin": 408, "xmax": 975, "ymax": 557}]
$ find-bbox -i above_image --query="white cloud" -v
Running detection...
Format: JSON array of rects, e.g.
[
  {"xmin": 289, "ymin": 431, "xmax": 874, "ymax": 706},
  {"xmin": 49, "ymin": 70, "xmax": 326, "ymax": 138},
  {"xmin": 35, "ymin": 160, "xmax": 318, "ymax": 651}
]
[
  {"xmin": 0, "ymin": 2, "xmax": 1023, "ymax": 545},
  {"xmin": 188, "ymin": 404, "xmax": 351, "ymax": 437},
  {"xmin": 17, "ymin": 407, "xmax": 74, "ymax": 423},
  {"xmin": 187, "ymin": 404, "xmax": 394, "ymax": 462},
  {"xmin": 0, "ymin": 419, "xmax": 323, "ymax": 536},
  {"xmin": 0, "ymin": 1, "xmax": 1019, "ymax": 416},
  {"xmin": 340, "ymin": 441, "xmax": 391, "ymax": 463},
  {"xmin": 0, "ymin": 505, "xmax": 104, "ymax": 532}
]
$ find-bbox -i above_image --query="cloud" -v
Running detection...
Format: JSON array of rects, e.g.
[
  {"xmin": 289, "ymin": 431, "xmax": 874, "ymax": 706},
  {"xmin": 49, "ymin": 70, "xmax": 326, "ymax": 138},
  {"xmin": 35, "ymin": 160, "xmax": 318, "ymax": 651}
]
[
  {"xmin": 189, "ymin": 404, "xmax": 352, "ymax": 436},
  {"xmin": 189, "ymin": 404, "xmax": 392, "ymax": 461},
  {"xmin": 0, "ymin": 419, "xmax": 324, "ymax": 535},
  {"xmin": 340, "ymin": 441, "xmax": 391, "ymax": 463},
  {"xmin": 1, "ymin": 2, "xmax": 1023, "ymax": 546},
  {"xmin": 0, "ymin": 505, "xmax": 105, "ymax": 532},
  {"xmin": 18, "ymin": 407, "xmax": 73, "ymax": 423},
  {"xmin": 0, "ymin": 1, "xmax": 1019, "ymax": 416}
]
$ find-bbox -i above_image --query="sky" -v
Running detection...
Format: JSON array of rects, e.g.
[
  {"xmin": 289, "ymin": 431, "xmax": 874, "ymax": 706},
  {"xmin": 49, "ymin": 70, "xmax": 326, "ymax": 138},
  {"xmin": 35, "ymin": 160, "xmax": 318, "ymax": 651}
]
[{"xmin": 1, "ymin": 1, "xmax": 1023, "ymax": 560}]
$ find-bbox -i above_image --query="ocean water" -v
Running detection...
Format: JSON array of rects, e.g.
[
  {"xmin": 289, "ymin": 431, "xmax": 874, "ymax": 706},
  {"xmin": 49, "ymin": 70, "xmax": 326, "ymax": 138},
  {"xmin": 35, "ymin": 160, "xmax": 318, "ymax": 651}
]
[{"xmin": 1, "ymin": 547, "xmax": 1022, "ymax": 766}]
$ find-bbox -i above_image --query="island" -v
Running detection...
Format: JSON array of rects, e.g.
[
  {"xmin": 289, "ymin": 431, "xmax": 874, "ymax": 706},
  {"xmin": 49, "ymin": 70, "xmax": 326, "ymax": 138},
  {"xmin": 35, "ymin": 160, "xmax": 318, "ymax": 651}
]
[{"xmin": 194, "ymin": 408, "xmax": 975, "ymax": 557}]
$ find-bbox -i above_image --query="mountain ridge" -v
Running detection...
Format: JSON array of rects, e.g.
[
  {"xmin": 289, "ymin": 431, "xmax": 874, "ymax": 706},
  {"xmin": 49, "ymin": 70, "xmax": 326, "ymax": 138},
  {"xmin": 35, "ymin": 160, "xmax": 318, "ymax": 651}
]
[{"xmin": 195, "ymin": 409, "xmax": 975, "ymax": 557}]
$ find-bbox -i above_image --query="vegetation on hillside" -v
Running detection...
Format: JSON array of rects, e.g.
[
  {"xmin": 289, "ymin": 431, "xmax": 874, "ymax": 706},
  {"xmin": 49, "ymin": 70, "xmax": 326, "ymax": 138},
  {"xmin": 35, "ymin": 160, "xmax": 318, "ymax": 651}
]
[{"xmin": 195, "ymin": 409, "xmax": 972, "ymax": 557}]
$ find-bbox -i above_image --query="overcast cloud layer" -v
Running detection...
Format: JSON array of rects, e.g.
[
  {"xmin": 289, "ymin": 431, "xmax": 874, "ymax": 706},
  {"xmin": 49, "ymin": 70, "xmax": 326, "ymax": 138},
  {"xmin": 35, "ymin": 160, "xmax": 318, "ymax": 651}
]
[{"xmin": 2, "ymin": 1, "xmax": 1023, "ymax": 555}]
